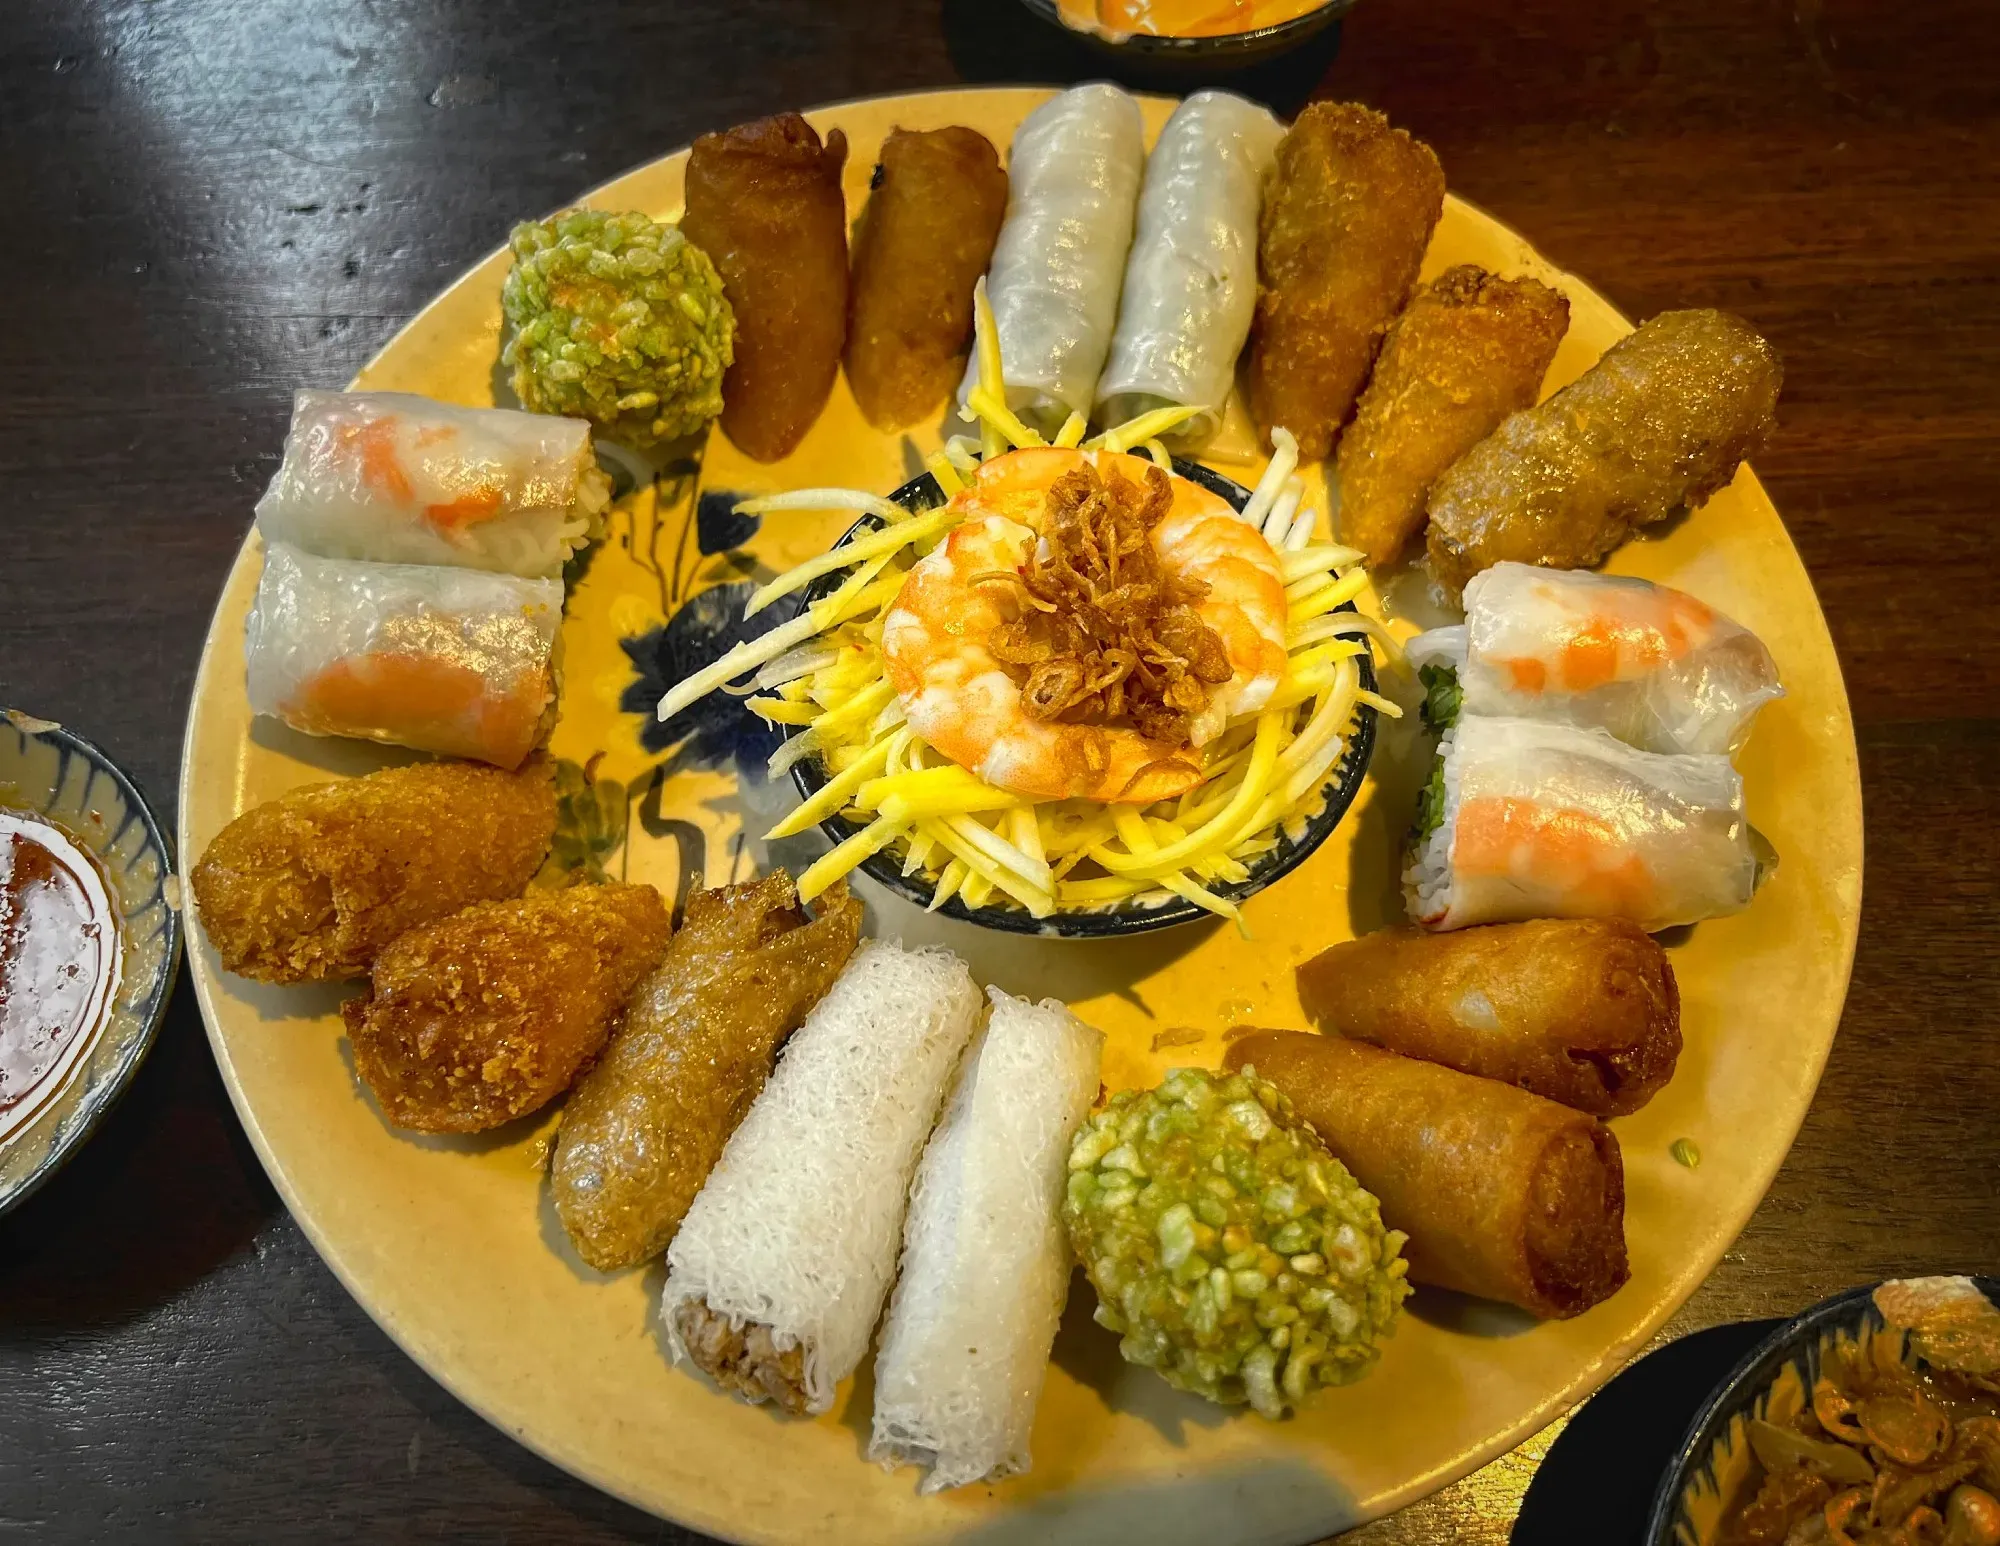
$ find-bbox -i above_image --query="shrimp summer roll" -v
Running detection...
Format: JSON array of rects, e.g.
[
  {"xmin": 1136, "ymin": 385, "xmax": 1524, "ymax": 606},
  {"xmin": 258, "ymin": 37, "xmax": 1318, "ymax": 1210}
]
[
  {"xmin": 1227, "ymin": 1031, "xmax": 1629, "ymax": 1319},
  {"xmin": 1406, "ymin": 715, "xmax": 1760, "ymax": 932},
  {"xmin": 1296, "ymin": 920, "xmax": 1681, "ymax": 1118},
  {"xmin": 663, "ymin": 941, "xmax": 982, "ymax": 1415},
  {"xmin": 871, "ymin": 990, "xmax": 1103, "ymax": 1493},
  {"xmin": 253, "ymin": 390, "xmax": 612, "ymax": 579},
  {"xmin": 1410, "ymin": 562, "xmax": 1783, "ymax": 756},
  {"xmin": 1094, "ymin": 91, "xmax": 1282, "ymax": 445},
  {"xmin": 958, "ymin": 84, "xmax": 1146, "ymax": 435},
  {"xmin": 245, "ymin": 542, "xmax": 561, "ymax": 770}
]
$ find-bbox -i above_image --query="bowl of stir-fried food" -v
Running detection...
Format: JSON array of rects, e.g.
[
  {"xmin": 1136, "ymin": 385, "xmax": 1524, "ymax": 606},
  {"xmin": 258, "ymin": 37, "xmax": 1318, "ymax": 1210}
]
[{"xmin": 1653, "ymin": 1276, "xmax": 2000, "ymax": 1546}]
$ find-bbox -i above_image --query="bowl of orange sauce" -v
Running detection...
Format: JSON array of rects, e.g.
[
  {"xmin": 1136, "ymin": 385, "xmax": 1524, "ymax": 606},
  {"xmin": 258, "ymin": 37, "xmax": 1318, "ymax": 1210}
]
[{"xmin": 1021, "ymin": 0, "xmax": 1356, "ymax": 69}]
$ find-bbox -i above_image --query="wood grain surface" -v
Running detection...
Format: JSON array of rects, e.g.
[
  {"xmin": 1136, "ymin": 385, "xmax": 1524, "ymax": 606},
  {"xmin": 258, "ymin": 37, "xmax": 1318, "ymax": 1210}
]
[{"xmin": 2, "ymin": 0, "xmax": 1995, "ymax": 1540}]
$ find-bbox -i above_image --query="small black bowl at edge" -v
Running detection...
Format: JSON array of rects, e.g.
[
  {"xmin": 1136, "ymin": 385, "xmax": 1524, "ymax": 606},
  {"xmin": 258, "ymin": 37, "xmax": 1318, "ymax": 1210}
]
[{"xmin": 1014, "ymin": 0, "xmax": 1357, "ymax": 75}]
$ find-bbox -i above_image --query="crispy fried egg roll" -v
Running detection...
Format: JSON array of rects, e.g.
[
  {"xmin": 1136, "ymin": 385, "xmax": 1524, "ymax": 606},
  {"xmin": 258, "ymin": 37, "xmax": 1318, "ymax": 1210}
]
[
  {"xmin": 1335, "ymin": 266, "xmax": 1570, "ymax": 568},
  {"xmin": 550, "ymin": 873, "xmax": 861, "ymax": 1271},
  {"xmin": 845, "ymin": 126, "xmax": 1008, "ymax": 432},
  {"xmin": 1245, "ymin": 102, "xmax": 1445, "ymax": 461},
  {"xmin": 1295, "ymin": 920, "xmax": 1680, "ymax": 1117},
  {"xmin": 682, "ymin": 113, "xmax": 849, "ymax": 463},
  {"xmin": 1425, "ymin": 308, "xmax": 1782, "ymax": 597},
  {"xmin": 1226, "ymin": 1031, "xmax": 1629, "ymax": 1319},
  {"xmin": 191, "ymin": 756, "xmax": 556, "ymax": 984}
]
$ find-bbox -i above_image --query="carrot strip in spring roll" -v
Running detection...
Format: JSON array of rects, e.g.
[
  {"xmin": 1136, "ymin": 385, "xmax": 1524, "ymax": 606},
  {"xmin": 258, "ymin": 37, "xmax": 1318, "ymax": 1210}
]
[
  {"xmin": 1296, "ymin": 920, "xmax": 1681, "ymax": 1117},
  {"xmin": 1225, "ymin": 1031, "xmax": 1629, "ymax": 1319}
]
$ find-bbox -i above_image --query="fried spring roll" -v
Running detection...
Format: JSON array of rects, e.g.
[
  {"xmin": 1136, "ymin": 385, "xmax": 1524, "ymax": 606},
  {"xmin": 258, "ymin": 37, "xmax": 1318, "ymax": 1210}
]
[
  {"xmin": 1245, "ymin": 102, "xmax": 1445, "ymax": 461},
  {"xmin": 845, "ymin": 127, "xmax": 1008, "ymax": 432},
  {"xmin": 1225, "ymin": 1031, "xmax": 1629, "ymax": 1318},
  {"xmin": 681, "ymin": 113, "xmax": 850, "ymax": 463},
  {"xmin": 1426, "ymin": 308, "xmax": 1782, "ymax": 597},
  {"xmin": 191, "ymin": 756, "xmax": 556, "ymax": 984},
  {"xmin": 1295, "ymin": 920, "xmax": 1680, "ymax": 1117},
  {"xmin": 550, "ymin": 874, "xmax": 862, "ymax": 1271},
  {"xmin": 1335, "ymin": 266, "xmax": 1570, "ymax": 568},
  {"xmin": 345, "ymin": 882, "xmax": 670, "ymax": 1133}
]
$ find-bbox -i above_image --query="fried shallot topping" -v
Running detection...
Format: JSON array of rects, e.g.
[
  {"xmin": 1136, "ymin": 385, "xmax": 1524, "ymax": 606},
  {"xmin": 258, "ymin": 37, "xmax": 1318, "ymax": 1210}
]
[{"xmin": 983, "ymin": 460, "xmax": 1234, "ymax": 748}]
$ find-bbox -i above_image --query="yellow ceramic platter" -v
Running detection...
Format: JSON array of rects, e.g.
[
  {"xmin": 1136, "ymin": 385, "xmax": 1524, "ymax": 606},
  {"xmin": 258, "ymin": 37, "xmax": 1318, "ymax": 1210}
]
[{"xmin": 179, "ymin": 88, "xmax": 1862, "ymax": 1544}]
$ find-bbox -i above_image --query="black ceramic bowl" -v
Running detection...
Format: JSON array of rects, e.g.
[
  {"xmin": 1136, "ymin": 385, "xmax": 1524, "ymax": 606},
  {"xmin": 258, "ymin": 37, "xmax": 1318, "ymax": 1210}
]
[
  {"xmin": 1016, "ymin": 0, "xmax": 1357, "ymax": 73},
  {"xmin": 784, "ymin": 458, "xmax": 1377, "ymax": 938},
  {"xmin": 1644, "ymin": 1277, "xmax": 2000, "ymax": 1544}
]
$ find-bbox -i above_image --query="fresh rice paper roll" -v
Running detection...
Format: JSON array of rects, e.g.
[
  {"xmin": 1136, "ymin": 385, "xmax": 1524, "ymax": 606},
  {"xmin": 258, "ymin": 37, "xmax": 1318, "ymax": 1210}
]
[
  {"xmin": 254, "ymin": 390, "xmax": 611, "ymax": 579},
  {"xmin": 245, "ymin": 542, "xmax": 561, "ymax": 770},
  {"xmin": 957, "ymin": 84, "xmax": 1146, "ymax": 435},
  {"xmin": 870, "ymin": 989, "xmax": 1103, "ymax": 1493},
  {"xmin": 662, "ymin": 940, "xmax": 983, "ymax": 1416},
  {"xmin": 1410, "ymin": 562, "xmax": 1783, "ymax": 756},
  {"xmin": 1406, "ymin": 715, "xmax": 1760, "ymax": 932},
  {"xmin": 1094, "ymin": 91, "xmax": 1283, "ymax": 445}
]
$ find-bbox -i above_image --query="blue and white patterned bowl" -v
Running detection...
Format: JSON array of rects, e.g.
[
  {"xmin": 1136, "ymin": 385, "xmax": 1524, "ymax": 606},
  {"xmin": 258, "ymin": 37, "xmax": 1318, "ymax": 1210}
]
[{"xmin": 0, "ymin": 709, "xmax": 182, "ymax": 1217}]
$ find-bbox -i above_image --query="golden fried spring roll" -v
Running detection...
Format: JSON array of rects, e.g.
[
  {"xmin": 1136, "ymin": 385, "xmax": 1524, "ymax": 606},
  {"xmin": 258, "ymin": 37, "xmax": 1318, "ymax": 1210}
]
[
  {"xmin": 681, "ymin": 113, "xmax": 850, "ymax": 463},
  {"xmin": 845, "ymin": 126, "xmax": 1008, "ymax": 432},
  {"xmin": 1335, "ymin": 266, "xmax": 1570, "ymax": 568},
  {"xmin": 1225, "ymin": 1032, "xmax": 1628, "ymax": 1318},
  {"xmin": 1245, "ymin": 102, "xmax": 1445, "ymax": 461},
  {"xmin": 191, "ymin": 756, "xmax": 556, "ymax": 984},
  {"xmin": 1295, "ymin": 920, "xmax": 1680, "ymax": 1117},
  {"xmin": 1425, "ymin": 308, "xmax": 1782, "ymax": 596},
  {"xmin": 550, "ymin": 874, "xmax": 862, "ymax": 1271},
  {"xmin": 344, "ymin": 881, "xmax": 670, "ymax": 1133}
]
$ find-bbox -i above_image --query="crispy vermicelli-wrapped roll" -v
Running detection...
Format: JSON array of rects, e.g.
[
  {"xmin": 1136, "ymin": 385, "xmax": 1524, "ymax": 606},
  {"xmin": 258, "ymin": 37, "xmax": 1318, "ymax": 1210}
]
[
  {"xmin": 682, "ymin": 113, "xmax": 850, "ymax": 463},
  {"xmin": 1245, "ymin": 102, "xmax": 1445, "ymax": 461},
  {"xmin": 1425, "ymin": 308, "xmax": 1783, "ymax": 596},
  {"xmin": 190, "ymin": 756, "xmax": 556, "ymax": 984},
  {"xmin": 870, "ymin": 990, "xmax": 1103, "ymax": 1493},
  {"xmin": 1226, "ymin": 1031, "xmax": 1629, "ymax": 1319},
  {"xmin": 662, "ymin": 941, "xmax": 982, "ymax": 1415},
  {"xmin": 345, "ymin": 882, "xmax": 671, "ymax": 1133},
  {"xmin": 1334, "ymin": 266, "xmax": 1570, "ymax": 568},
  {"xmin": 1295, "ymin": 919, "xmax": 1681, "ymax": 1117},
  {"xmin": 845, "ymin": 126, "xmax": 1009, "ymax": 432},
  {"xmin": 550, "ymin": 873, "xmax": 863, "ymax": 1272}
]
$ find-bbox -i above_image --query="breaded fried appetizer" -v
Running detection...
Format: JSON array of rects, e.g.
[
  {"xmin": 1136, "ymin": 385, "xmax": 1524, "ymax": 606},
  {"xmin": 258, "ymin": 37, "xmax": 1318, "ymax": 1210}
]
[
  {"xmin": 1426, "ymin": 308, "xmax": 1782, "ymax": 596},
  {"xmin": 345, "ymin": 881, "xmax": 670, "ymax": 1133},
  {"xmin": 845, "ymin": 126, "xmax": 1008, "ymax": 432},
  {"xmin": 1335, "ymin": 265, "xmax": 1570, "ymax": 568},
  {"xmin": 681, "ymin": 113, "xmax": 849, "ymax": 463},
  {"xmin": 1245, "ymin": 102, "xmax": 1445, "ymax": 461},
  {"xmin": 550, "ymin": 872, "xmax": 861, "ymax": 1271},
  {"xmin": 190, "ymin": 756, "xmax": 556, "ymax": 984}
]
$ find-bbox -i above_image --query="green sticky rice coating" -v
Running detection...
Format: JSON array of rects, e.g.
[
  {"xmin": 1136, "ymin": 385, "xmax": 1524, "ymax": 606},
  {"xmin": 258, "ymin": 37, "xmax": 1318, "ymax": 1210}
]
[
  {"xmin": 501, "ymin": 209, "xmax": 734, "ymax": 448},
  {"xmin": 1063, "ymin": 1066, "xmax": 1410, "ymax": 1418}
]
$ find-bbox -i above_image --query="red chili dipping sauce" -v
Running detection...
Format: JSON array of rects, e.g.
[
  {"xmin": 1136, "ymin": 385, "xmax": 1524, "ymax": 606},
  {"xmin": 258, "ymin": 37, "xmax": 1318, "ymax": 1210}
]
[{"xmin": 0, "ymin": 809, "xmax": 121, "ymax": 1142}]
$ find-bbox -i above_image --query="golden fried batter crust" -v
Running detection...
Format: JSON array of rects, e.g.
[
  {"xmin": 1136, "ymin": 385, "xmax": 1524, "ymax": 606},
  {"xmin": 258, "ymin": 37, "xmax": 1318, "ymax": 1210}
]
[{"xmin": 190, "ymin": 756, "xmax": 556, "ymax": 984}]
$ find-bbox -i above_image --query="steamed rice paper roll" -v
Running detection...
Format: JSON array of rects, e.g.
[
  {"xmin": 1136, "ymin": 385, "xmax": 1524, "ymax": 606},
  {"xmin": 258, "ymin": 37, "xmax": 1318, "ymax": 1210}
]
[
  {"xmin": 1406, "ymin": 715, "xmax": 1759, "ymax": 932},
  {"xmin": 246, "ymin": 542, "xmax": 560, "ymax": 770},
  {"xmin": 871, "ymin": 990, "xmax": 1103, "ymax": 1493},
  {"xmin": 958, "ymin": 84, "xmax": 1145, "ymax": 434},
  {"xmin": 255, "ymin": 390, "xmax": 610, "ymax": 578},
  {"xmin": 662, "ymin": 940, "xmax": 982, "ymax": 1416},
  {"xmin": 1094, "ymin": 91, "xmax": 1282, "ymax": 444}
]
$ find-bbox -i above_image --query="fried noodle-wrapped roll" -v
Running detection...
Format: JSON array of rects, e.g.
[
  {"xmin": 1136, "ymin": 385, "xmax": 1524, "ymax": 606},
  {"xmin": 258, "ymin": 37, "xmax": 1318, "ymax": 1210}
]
[
  {"xmin": 1425, "ymin": 308, "xmax": 1782, "ymax": 597},
  {"xmin": 550, "ymin": 873, "xmax": 862, "ymax": 1272},
  {"xmin": 190, "ymin": 756, "xmax": 556, "ymax": 984},
  {"xmin": 1296, "ymin": 919, "xmax": 1681, "ymax": 1117},
  {"xmin": 1335, "ymin": 266, "xmax": 1570, "ymax": 568},
  {"xmin": 344, "ymin": 882, "xmax": 670, "ymax": 1133},
  {"xmin": 1245, "ymin": 101, "xmax": 1445, "ymax": 461},
  {"xmin": 1226, "ymin": 1031, "xmax": 1629, "ymax": 1319},
  {"xmin": 845, "ymin": 126, "xmax": 1008, "ymax": 432},
  {"xmin": 681, "ymin": 113, "xmax": 850, "ymax": 463}
]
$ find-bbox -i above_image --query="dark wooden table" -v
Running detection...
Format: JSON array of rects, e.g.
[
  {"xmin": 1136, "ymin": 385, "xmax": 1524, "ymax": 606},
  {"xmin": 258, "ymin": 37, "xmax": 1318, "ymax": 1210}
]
[{"xmin": 4, "ymin": 0, "xmax": 1996, "ymax": 1539}]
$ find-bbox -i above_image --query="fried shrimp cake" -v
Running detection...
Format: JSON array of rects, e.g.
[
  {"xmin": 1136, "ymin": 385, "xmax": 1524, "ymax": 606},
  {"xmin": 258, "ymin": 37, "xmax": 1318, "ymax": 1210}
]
[
  {"xmin": 191, "ymin": 755, "xmax": 556, "ymax": 984},
  {"xmin": 345, "ymin": 881, "xmax": 670, "ymax": 1133}
]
